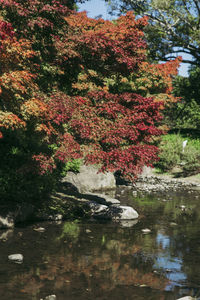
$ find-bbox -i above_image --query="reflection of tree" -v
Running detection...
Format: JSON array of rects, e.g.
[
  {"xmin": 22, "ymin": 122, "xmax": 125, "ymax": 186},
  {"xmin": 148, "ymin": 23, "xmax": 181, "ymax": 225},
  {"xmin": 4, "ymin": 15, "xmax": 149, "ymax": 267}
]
[{"xmin": 1, "ymin": 222, "xmax": 168, "ymax": 299}]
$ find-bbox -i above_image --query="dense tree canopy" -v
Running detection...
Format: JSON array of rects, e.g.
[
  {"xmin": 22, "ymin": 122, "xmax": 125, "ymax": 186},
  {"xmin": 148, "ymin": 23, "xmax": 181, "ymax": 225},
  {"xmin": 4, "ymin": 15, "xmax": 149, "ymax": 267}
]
[
  {"xmin": 0, "ymin": 1, "xmax": 181, "ymax": 201},
  {"xmin": 106, "ymin": 0, "xmax": 200, "ymax": 65}
]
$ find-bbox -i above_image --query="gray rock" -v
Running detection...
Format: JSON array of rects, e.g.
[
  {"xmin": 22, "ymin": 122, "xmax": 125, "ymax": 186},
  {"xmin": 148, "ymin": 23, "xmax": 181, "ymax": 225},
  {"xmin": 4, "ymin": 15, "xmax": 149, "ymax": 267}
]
[
  {"xmin": 62, "ymin": 165, "xmax": 116, "ymax": 193},
  {"xmin": 87, "ymin": 202, "xmax": 139, "ymax": 220},
  {"xmin": 8, "ymin": 254, "xmax": 23, "ymax": 264},
  {"xmin": 87, "ymin": 192, "xmax": 120, "ymax": 205},
  {"xmin": 0, "ymin": 215, "xmax": 14, "ymax": 229},
  {"xmin": 87, "ymin": 201, "xmax": 109, "ymax": 218},
  {"xmin": 109, "ymin": 205, "xmax": 139, "ymax": 220}
]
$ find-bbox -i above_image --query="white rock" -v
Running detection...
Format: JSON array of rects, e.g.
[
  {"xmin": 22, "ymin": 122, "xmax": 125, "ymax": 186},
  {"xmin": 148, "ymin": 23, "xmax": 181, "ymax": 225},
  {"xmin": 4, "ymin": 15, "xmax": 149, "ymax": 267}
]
[
  {"xmin": 33, "ymin": 227, "xmax": 45, "ymax": 232},
  {"xmin": 40, "ymin": 295, "xmax": 57, "ymax": 300},
  {"xmin": 176, "ymin": 296, "xmax": 195, "ymax": 300},
  {"xmin": 142, "ymin": 228, "xmax": 151, "ymax": 234},
  {"xmin": 170, "ymin": 222, "xmax": 178, "ymax": 226},
  {"xmin": 0, "ymin": 215, "xmax": 14, "ymax": 229},
  {"xmin": 8, "ymin": 254, "xmax": 23, "ymax": 263},
  {"xmin": 110, "ymin": 206, "xmax": 139, "ymax": 220}
]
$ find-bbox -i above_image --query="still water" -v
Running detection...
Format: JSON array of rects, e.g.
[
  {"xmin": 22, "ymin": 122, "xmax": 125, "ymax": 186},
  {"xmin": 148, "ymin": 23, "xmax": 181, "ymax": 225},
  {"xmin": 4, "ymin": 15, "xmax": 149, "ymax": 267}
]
[{"xmin": 1, "ymin": 187, "xmax": 200, "ymax": 300}]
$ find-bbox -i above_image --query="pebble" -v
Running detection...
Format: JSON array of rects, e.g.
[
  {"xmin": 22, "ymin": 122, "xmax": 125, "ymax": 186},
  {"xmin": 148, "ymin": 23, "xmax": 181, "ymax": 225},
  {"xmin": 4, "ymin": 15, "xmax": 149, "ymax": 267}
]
[
  {"xmin": 180, "ymin": 205, "xmax": 186, "ymax": 210},
  {"xmin": 8, "ymin": 254, "xmax": 23, "ymax": 264},
  {"xmin": 142, "ymin": 228, "xmax": 151, "ymax": 234},
  {"xmin": 139, "ymin": 284, "xmax": 147, "ymax": 287},
  {"xmin": 40, "ymin": 295, "xmax": 56, "ymax": 300},
  {"xmin": 176, "ymin": 296, "xmax": 195, "ymax": 300},
  {"xmin": 33, "ymin": 227, "xmax": 46, "ymax": 232},
  {"xmin": 170, "ymin": 222, "xmax": 178, "ymax": 226}
]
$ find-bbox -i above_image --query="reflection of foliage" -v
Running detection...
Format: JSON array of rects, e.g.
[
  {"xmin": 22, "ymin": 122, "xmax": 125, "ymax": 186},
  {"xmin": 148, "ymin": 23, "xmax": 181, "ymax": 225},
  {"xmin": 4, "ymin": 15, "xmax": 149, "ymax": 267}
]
[
  {"xmin": 133, "ymin": 193, "xmax": 161, "ymax": 207},
  {"xmin": 57, "ymin": 221, "xmax": 80, "ymax": 241},
  {"xmin": 3, "ymin": 222, "xmax": 169, "ymax": 299},
  {"xmin": 6, "ymin": 189, "xmax": 200, "ymax": 299}
]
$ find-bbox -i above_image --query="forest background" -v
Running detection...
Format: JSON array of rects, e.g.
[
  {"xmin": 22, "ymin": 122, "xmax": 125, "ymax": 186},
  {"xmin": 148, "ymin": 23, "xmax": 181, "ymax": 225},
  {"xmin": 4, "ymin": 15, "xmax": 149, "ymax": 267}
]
[{"xmin": 0, "ymin": 0, "xmax": 200, "ymax": 207}]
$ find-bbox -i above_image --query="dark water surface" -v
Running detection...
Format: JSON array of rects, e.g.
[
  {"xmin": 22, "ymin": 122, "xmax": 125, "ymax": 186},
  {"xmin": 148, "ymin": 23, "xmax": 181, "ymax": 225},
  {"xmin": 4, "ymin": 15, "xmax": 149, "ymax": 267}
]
[{"xmin": 1, "ymin": 187, "xmax": 200, "ymax": 300}]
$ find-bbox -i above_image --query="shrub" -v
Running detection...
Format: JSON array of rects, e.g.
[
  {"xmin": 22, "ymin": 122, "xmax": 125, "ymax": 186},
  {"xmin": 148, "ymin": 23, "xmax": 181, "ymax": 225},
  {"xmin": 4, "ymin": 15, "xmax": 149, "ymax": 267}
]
[
  {"xmin": 156, "ymin": 134, "xmax": 200, "ymax": 175},
  {"xmin": 182, "ymin": 142, "xmax": 200, "ymax": 175},
  {"xmin": 156, "ymin": 134, "xmax": 183, "ymax": 171}
]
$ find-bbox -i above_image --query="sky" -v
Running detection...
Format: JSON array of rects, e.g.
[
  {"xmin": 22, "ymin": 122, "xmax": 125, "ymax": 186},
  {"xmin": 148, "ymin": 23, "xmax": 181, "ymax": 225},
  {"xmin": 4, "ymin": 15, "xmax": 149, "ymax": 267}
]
[{"xmin": 77, "ymin": 0, "xmax": 190, "ymax": 77}]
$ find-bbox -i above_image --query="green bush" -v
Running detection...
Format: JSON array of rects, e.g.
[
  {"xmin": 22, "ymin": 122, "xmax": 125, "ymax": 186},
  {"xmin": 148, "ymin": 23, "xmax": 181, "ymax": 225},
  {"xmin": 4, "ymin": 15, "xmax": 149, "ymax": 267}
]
[
  {"xmin": 156, "ymin": 134, "xmax": 200, "ymax": 175},
  {"xmin": 182, "ymin": 144, "xmax": 200, "ymax": 175},
  {"xmin": 156, "ymin": 134, "xmax": 183, "ymax": 171}
]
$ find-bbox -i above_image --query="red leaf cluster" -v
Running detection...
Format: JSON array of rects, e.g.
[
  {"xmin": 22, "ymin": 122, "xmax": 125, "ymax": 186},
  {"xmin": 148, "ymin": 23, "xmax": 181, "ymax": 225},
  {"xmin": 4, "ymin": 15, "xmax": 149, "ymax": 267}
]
[{"xmin": 49, "ymin": 91, "xmax": 163, "ymax": 179}]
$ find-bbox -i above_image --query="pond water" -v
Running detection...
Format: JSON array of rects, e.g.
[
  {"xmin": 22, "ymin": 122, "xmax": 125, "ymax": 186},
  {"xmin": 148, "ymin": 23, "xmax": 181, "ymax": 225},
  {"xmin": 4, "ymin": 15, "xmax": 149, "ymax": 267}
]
[{"xmin": 1, "ymin": 187, "xmax": 200, "ymax": 300}]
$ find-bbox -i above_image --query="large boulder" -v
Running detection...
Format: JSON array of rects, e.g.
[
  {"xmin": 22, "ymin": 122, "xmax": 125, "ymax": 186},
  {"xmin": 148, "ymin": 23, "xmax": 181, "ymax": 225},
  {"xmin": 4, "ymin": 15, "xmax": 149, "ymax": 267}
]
[
  {"xmin": 62, "ymin": 165, "xmax": 116, "ymax": 194},
  {"xmin": 87, "ymin": 201, "xmax": 139, "ymax": 221}
]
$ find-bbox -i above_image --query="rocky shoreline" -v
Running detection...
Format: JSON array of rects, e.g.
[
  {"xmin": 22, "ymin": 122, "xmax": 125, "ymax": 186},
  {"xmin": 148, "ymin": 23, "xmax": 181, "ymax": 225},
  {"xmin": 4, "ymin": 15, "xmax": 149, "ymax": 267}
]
[
  {"xmin": 134, "ymin": 173, "xmax": 200, "ymax": 193},
  {"xmin": 1, "ymin": 165, "xmax": 200, "ymax": 229}
]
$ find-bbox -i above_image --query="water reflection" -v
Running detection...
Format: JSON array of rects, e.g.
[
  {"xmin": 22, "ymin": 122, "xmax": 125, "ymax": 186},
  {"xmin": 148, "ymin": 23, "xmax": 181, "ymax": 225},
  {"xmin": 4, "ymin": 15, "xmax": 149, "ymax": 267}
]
[{"xmin": 0, "ymin": 188, "xmax": 200, "ymax": 299}]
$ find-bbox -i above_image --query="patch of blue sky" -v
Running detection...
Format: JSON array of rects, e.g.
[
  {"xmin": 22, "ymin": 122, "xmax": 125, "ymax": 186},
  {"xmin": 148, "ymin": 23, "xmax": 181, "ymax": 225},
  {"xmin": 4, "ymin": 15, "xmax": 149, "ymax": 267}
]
[{"xmin": 77, "ymin": 0, "xmax": 111, "ymax": 20}]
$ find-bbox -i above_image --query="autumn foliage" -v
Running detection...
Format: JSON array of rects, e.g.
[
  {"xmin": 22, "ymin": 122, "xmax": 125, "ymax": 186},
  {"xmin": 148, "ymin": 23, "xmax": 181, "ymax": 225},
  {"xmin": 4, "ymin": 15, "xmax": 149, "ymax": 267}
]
[{"xmin": 0, "ymin": 1, "xmax": 181, "ymax": 201}]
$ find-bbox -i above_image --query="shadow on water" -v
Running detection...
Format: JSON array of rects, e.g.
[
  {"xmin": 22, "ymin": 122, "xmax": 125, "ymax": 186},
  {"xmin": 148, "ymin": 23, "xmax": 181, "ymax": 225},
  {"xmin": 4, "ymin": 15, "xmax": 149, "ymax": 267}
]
[{"xmin": 1, "ymin": 188, "xmax": 200, "ymax": 299}]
